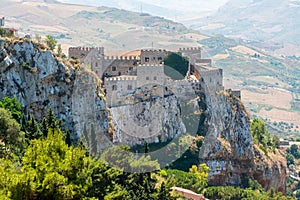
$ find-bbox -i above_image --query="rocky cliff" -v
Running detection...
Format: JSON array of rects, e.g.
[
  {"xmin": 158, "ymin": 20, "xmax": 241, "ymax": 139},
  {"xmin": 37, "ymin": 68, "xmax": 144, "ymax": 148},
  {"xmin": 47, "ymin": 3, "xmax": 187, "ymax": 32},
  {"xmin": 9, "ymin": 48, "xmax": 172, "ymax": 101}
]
[
  {"xmin": 111, "ymin": 86, "xmax": 186, "ymax": 146},
  {"xmin": 0, "ymin": 37, "xmax": 111, "ymax": 151},
  {"xmin": 0, "ymin": 37, "xmax": 287, "ymax": 193},
  {"xmin": 199, "ymin": 91, "xmax": 287, "ymax": 193}
]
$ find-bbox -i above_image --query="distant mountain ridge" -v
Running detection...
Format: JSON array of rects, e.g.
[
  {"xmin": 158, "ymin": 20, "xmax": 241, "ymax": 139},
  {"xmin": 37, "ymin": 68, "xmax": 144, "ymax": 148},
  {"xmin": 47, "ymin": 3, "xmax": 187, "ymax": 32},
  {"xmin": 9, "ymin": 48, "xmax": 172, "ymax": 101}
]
[
  {"xmin": 0, "ymin": 0, "xmax": 199, "ymax": 51},
  {"xmin": 189, "ymin": 0, "xmax": 300, "ymax": 48},
  {"xmin": 58, "ymin": 0, "xmax": 228, "ymax": 20}
]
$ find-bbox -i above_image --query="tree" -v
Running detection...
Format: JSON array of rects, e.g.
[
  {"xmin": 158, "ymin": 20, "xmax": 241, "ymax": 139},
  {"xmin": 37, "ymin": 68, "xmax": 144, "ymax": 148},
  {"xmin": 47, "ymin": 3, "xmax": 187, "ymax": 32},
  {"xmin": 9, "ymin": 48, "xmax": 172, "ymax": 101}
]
[
  {"xmin": 251, "ymin": 118, "xmax": 276, "ymax": 151},
  {"xmin": 35, "ymin": 34, "xmax": 42, "ymax": 43},
  {"xmin": 57, "ymin": 44, "xmax": 62, "ymax": 56},
  {"xmin": 272, "ymin": 135, "xmax": 280, "ymax": 149},
  {"xmin": 189, "ymin": 164, "xmax": 209, "ymax": 181},
  {"xmin": 290, "ymin": 144, "xmax": 298, "ymax": 155},
  {"xmin": 286, "ymin": 153, "xmax": 295, "ymax": 166},
  {"xmin": 158, "ymin": 182, "xmax": 170, "ymax": 200},
  {"xmin": 166, "ymin": 168, "xmax": 208, "ymax": 193},
  {"xmin": 25, "ymin": 116, "xmax": 42, "ymax": 141},
  {"xmin": 45, "ymin": 35, "xmax": 57, "ymax": 51},
  {"xmin": 0, "ymin": 96, "xmax": 22, "ymax": 122},
  {"xmin": 16, "ymin": 128, "xmax": 95, "ymax": 199},
  {"xmin": 0, "ymin": 108, "xmax": 25, "ymax": 158}
]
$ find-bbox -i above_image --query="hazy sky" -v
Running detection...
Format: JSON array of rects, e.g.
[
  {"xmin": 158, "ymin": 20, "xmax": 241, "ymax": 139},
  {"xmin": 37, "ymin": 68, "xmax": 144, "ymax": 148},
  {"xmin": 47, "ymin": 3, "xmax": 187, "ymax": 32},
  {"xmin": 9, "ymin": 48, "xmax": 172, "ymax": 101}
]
[{"xmin": 58, "ymin": 0, "xmax": 229, "ymax": 21}]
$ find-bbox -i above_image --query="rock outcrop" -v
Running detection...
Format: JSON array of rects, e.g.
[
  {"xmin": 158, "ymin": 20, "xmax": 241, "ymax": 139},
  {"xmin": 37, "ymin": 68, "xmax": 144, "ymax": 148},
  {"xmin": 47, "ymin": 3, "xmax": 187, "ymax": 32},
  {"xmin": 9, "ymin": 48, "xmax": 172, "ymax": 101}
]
[
  {"xmin": 0, "ymin": 37, "xmax": 287, "ymax": 193},
  {"xmin": 0, "ymin": 38, "xmax": 111, "ymax": 151},
  {"xmin": 111, "ymin": 86, "xmax": 186, "ymax": 146},
  {"xmin": 199, "ymin": 91, "xmax": 287, "ymax": 193}
]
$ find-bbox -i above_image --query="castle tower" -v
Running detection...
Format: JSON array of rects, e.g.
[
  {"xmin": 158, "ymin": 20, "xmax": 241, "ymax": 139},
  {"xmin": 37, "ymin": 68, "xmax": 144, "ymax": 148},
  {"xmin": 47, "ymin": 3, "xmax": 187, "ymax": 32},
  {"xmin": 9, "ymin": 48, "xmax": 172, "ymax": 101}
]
[
  {"xmin": 178, "ymin": 47, "xmax": 201, "ymax": 59},
  {"xmin": 137, "ymin": 63, "xmax": 165, "ymax": 88},
  {"xmin": 140, "ymin": 49, "xmax": 169, "ymax": 64},
  {"xmin": 68, "ymin": 46, "xmax": 104, "ymax": 61}
]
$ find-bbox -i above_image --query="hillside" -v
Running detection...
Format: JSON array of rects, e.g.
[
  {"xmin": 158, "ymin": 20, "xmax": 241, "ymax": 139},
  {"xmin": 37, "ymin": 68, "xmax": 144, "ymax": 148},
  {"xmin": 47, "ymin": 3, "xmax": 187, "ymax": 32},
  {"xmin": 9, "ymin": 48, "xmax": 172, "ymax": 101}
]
[
  {"xmin": 199, "ymin": 35, "xmax": 300, "ymax": 138},
  {"xmin": 189, "ymin": 0, "xmax": 300, "ymax": 56},
  {"xmin": 0, "ymin": 0, "xmax": 204, "ymax": 52},
  {"xmin": 58, "ymin": 0, "xmax": 228, "ymax": 20}
]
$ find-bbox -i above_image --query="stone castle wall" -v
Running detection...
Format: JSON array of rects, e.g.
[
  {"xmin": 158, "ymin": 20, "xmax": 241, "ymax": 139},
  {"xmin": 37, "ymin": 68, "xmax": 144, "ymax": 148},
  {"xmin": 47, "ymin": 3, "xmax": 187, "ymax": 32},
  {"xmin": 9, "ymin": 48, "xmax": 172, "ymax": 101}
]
[
  {"xmin": 137, "ymin": 63, "xmax": 165, "ymax": 87},
  {"xmin": 195, "ymin": 65, "xmax": 223, "ymax": 94},
  {"xmin": 104, "ymin": 76, "xmax": 137, "ymax": 107},
  {"xmin": 178, "ymin": 47, "xmax": 201, "ymax": 64},
  {"xmin": 69, "ymin": 46, "xmax": 104, "ymax": 61},
  {"xmin": 140, "ymin": 49, "xmax": 169, "ymax": 64},
  {"xmin": 91, "ymin": 56, "xmax": 139, "ymax": 79}
]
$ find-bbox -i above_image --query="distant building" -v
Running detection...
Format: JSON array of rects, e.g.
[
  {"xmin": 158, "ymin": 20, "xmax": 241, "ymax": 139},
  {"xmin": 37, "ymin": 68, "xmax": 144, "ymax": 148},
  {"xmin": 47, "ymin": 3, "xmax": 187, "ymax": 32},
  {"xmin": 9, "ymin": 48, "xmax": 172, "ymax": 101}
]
[
  {"xmin": 4, "ymin": 28, "xmax": 18, "ymax": 36},
  {"xmin": 279, "ymin": 139, "xmax": 289, "ymax": 147},
  {"xmin": 172, "ymin": 187, "xmax": 206, "ymax": 200},
  {"xmin": 0, "ymin": 17, "xmax": 4, "ymax": 27}
]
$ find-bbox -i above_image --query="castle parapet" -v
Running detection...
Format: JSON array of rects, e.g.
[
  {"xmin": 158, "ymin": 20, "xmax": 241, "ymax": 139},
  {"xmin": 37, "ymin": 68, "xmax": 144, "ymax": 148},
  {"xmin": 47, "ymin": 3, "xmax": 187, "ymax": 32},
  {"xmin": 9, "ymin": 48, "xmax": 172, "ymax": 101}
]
[
  {"xmin": 68, "ymin": 46, "xmax": 104, "ymax": 60},
  {"xmin": 105, "ymin": 76, "xmax": 137, "ymax": 82},
  {"xmin": 138, "ymin": 63, "xmax": 164, "ymax": 67},
  {"xmin": 103, "ymin": 56, "xmax": 138, "ymax": 61},
  {"xmin": 196, "ymin": 59, "xmax": 212, "ymax": 65},
  {"xmin": 141, "ymin": 49, "xmax": 167, "ymax": 52},
  {"xmin": 178, "ymin": 47, "xmax": 201, "ymax": 60}
]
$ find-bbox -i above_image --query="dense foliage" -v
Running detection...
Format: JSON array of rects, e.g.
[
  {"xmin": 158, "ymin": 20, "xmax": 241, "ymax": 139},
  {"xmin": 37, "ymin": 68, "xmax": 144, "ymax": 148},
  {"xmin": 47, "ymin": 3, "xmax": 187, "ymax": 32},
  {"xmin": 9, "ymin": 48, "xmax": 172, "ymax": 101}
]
[
  {"xmin": 204, "ymin": 186, "xmax": 294, "ymax": 200},
  {"xmin": 164, "ymin": 53, "xmax": 189, "ymax": 80},
  {"xmin": 0, "ymin": 97, "xmax": 295, "ymax": 199},
  {"xmin": 45, "ymin": 35, "xmax": 57, "ymax": 51},
  {"xmin": 251, "ymin": 118, "xmax": 280, "ymax": 154}
]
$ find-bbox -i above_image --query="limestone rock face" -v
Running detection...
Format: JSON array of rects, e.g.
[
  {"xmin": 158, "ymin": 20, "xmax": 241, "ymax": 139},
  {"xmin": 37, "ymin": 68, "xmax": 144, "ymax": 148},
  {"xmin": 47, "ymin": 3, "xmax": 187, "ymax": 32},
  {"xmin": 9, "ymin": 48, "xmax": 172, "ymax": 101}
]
[
  {"xmin": 200, "ymin": 91, "xmax": 287, "ymax": 193},
  {"xmin": 111, "ymin": 87, "xmax": 186, "ymax": 146},
  {"xmin": 252, "ymin": 145, "xmax": 287, "ymax": 193},
  {"xmin": 0, "ymin": 38, "xmax": 111, "ymax": 150}
]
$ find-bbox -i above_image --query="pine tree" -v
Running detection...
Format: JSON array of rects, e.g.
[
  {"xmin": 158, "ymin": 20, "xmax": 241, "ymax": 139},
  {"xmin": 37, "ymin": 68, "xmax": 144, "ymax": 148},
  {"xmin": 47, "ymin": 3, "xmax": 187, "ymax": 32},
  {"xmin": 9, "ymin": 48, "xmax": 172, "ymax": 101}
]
[
  {"xmin": 40, "ymin": 118, "xmax": 48, "ymax": 137},
  {"xmin": 158, "ymin": 182, "xmax": 170, "ymax": 200},
  {"xmin": 46, "ymin": 108, "xmax": 57, "ymax": 129}
]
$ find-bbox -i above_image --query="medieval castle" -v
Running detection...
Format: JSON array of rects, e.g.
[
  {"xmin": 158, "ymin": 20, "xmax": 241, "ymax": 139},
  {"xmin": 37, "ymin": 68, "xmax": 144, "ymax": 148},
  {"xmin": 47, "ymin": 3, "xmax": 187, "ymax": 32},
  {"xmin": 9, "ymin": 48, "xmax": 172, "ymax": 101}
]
[{"xmin": 69, "ymin": 46, "xmax": 239, "ymax": 107}]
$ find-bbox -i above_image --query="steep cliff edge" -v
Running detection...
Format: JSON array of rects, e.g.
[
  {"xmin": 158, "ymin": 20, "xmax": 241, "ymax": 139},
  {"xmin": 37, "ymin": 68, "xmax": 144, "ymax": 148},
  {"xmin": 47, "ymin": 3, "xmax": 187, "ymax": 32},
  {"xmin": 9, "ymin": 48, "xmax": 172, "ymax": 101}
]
[
  {"xmin": 0, "ymin": 37, "xmax": 287, "ymax": 192},
  {"xmin": 0, "ymin": 37, "xmax": 111, "ymax": 151},
  {"xmin": 200, "ymin": 91, "xmax": 287, "ymax": 193}
]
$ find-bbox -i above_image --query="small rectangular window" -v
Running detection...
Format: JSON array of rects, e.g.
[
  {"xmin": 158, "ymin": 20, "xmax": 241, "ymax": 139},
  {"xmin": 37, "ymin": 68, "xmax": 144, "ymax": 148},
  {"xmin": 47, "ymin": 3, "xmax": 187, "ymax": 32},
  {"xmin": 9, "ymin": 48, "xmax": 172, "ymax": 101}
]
[
  {"xmin": 146, "ymin": 76, "xmax": 150, "ymax": 80},
  {"xmin": 145, "ymin": 57, "xmax": 149, "ymax": 62},
  {"xmin": 128, "ymin": 85, "xmax": 132, "ymax": 90},
  {"xmin": 112, "ymin": 66, "xmax": 116, "ymax": 71},
  {"xmin": 112, "ymin": 85, "xmax": 117, "ymax": 91},
  {"xmin": 153, "ymin": 76, "xmax": 157, "ymax": 80}
]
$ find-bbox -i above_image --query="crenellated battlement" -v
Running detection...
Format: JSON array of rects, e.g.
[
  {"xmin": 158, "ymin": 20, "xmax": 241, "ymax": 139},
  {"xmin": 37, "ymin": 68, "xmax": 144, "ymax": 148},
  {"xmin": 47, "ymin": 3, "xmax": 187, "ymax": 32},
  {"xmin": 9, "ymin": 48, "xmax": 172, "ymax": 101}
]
[
  {"xmin": 68, "ymin": 46, "xmax": 104, "ymax": 61},
  {"xmin": 69, "ymin": 46, "xmax": 104, "ymax": 52},
  {"xmin": 105, "ymin": 76, "xmax": 137, "ymax": 82},
  {"xmin": 138, "ymin": 63, "xmax": 164, "ymax": 67},
  {"xmin": 103, "ymin": 56, "xmax": 139, "ymax": 61},
  {"xmin": 141, "ymin": 49, "xmax": 167, "ymax": 53},
  {"xmin": 178, "ymin": 47, "xmax": 201, "ymax": 60}
]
